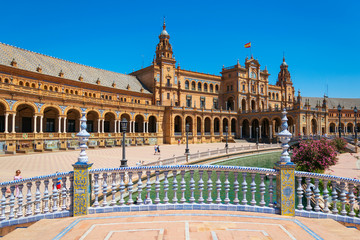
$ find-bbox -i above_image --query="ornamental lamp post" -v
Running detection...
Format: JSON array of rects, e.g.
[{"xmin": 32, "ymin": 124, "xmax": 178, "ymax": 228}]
[
  {"xmin": 354, "ymin": 106, "xmax": 358, "ymax": 152},
  {"xmin": 185, "ymin": 123, "xmax": 190, "ymax": 154},
  {"xmin": 337, "ymin": 104, "xmax": 342, "ymax": 138},
  {"xmin": 120, "ymin": 118, "xmax": 128, "ymax": 167},
  {"xmin": 225, "ymin": 126, "xmax": 229, "ymax": 150}
]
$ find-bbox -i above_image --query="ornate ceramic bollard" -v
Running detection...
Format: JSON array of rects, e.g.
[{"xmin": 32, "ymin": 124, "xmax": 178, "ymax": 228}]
[
  {"xmin": 274, "ymin": 109, "xmax": 296, "ymax": 216},
  {"xmin": 73, "ymin": 109, "xmax": 93, "ymax": 216}
]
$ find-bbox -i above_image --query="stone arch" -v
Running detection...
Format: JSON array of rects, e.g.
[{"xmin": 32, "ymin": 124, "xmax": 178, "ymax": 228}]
[
  {"xmin": 311, "ymin": 119, "xmax": 317, "ymax": 135},
  {"xmin": 134, "ymin": 114, "xmax": 144, "ymax": 133},
  {"xmin": 12, "ymin": 101, "xmax": 37, "ymax": 113},
  {"xmin": 64, "ymin": 106, "xmax": 82, "ymax": 116},
  {"xmin": 329, "ymin": 122, "xmax": 336, "ymax": 133},
  {"xmin": 214, "ymin": 117, "xmax": 220, "ymax": 133},
  {"xmin": 174, "ymin": 115, "xmax": 182, "ymax": 133},
  {"xmin": 260, "ymin": 117, "xmax": 270, "ymax": 139},
  {"xmin": 43, "ymin": 106, "xmax": 61, "ymax": 133},
  {"xmin": 250, "ymin": 118, "xmax": 260, "ymax": 139},
  {"xmin": 223, "ymin": 118, "xmax": 229, "ymax": 133},
  {"xmin": 204, "ymin": 117, "xmax": 211, "ymax": 133},
  {"xmin": 0, "ymin": 101, "xmax": 7, "ymax": 132},
  {"xmin": 66, "ymin": 108, "xmax": 81, "ymax": 132},
  {"xmin": 0, "ymin": 99, "xmax": 9, "ymax": 112},
  {"xmin": 31, "ymin": 83, "xmax": 36, "ymax": 88},
  {"xmin": 25, "ymin": 82, "xmax": 30, "ymax": 87},
  {"xmin": 148, "ymin": 115, "xmax": 157, "ymax": 133},
  {"xmin": 40, "ymin": 104, "xmax": 62, "ymax": 115},
  {"xmin": 231, "ymin": 118, "xmax": 236, "ymax": 134},
  {"xmin": 87, "ymin": 110, "xmax": 99, "ymax": 133},
  {"xmin": 251, "ymin": 99, "xmax": 256, "ymax": 111},
  {"xmin": 347, "ymin": 122, "xmax": 353, "ymax": 133},
  {"xmin": 120, "ymin": 113, "xmax": 131, "ymax": 132},
  {"xmin": 104, "ymin": 112, "xmax": 116, "ymax": 132},
  {"xmin": 271, "ymin": 117, "xmax": 282, "ymax": 136},
  {"xmin": 242, "ymin": 119, "xmax": 250, "ymax": 138},
  {"xmin": 185, "ymin": 116, "xmax": 193, "ymax": 132},
  {"xmin": 15, "ymin": 103, "xmax": 35, "ymax": 133},
  {"xmin": 227, "ymin": 96, "xmax": 235, "ymax": 111},
  {"xmin": 196, "ymin": 116, "xmax": 202, "ymax": 134},
  {"xmin": 287, "ymin": 116, "xmax": 295, "ymax": 134},
  {"xmin": 19, "ymin": 81, "xmax": 24, "ymax": 86}
]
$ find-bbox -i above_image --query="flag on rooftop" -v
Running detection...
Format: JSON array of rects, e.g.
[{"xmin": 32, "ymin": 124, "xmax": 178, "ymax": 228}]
[{"xmin": 244, "ymin": 42, "xmax": 251, "ymax": 48}]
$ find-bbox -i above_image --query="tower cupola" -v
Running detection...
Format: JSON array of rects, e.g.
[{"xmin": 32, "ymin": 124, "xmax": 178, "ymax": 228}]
[{"xmin": 155, "ymin": 18, "xmax": 174, "ymax": 64}]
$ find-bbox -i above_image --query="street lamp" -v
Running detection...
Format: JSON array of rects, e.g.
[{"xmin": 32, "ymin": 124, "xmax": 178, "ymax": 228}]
[
  {"xmin": 337, "ymin": 104, "xmax": 342, "ymax": 138},
  {"xmin": 225, "ymin": 126, "xmax": 229, "ymax": 149},
  {"xmin": 354, "ymin": 106, "xmax": 358, "ymax": 152},
  {"xmin": 256, "ymin": 127, "xmax": 259, "ymax": 146},
  {"xmin": 185, "ymin": 123, "xmax": 190, "ymax": 154},
  {"xmin": 120, "ymin": 118, "xmax": 128, "ymax": 167}
]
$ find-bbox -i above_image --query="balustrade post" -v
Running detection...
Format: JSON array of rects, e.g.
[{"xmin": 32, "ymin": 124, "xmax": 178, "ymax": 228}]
[
  {"xmin": 35, "ymin": 181, "xmax": 41, "ymax": 214},
  {"xmin": 224, "ymin": 171, "xmax": 230, "ymax": 204},
  {"xmin": 127, "ymin": 172, "xmax": 134, "ymax": 205},
  {"xmin": 241, "ymin": 173, "xmax": 248, "ymax": 205},
  {"xmin": 180, "ymin": 170, "xmax": 186, "ymax": 204},
  {"xmin": 155, "ymin": 171, "xmax": 160, "ymax": 204},
  {"xmin": 215, "ymin": 171, "xmax": 222, "ymax": 204},
  {"xmin": 189, "ymin": 170, "xmax": 195, "ymax": 203},
  {"xmin": 259, "ymin": 174, "xmax": 265, "ymax": 207},
  {"xmin": 172, "ymin": 170, "xmax": 178, "ymax": 203},
  {"xmin": 43, "ymin": 180, "xmax": 50, "ymax": 213},
  {"xmin": 198, "ymin": 170, "xmax": 204, "ymax": 204},
  {"xmin": 137, "ymin": 171, "xmax": 143, "ymax": 205},
  {"xmin": 348, "ymin": 183, "xmax": 355, "ymax": 217},
  {"xmin": 314, "ymin": 179, "xmax": 320, "ymax": 212},
  {"xmin": 296, "ymin": 176, "xmax": 303, "ymax": 210},
  {"xmin": 73, "ymin": 110, "xmax": 93, "ymax": 216},
  {"xmin": 163, "ymin": 171, "xmax": 169, "ymax": 204},
  {"xmin": 233, "ymin": 172, "xmax": 239, "ymax": 205},
  {"xmin": 110, "ymin": 173, "xmax": 117, "ymax": 206},
  {"xmin": 0, "ymin": 187, "xmax": 6, "ymax": 221},
  {"xmin": 331, "ymin": 181, "xmax": 338, "ymax": 214},
  {"xmin": 93, "ymin": 174, "xmax": 99, "ymax": 207},
  {"xmin": 305, "ymin": 178, "xmax": 312, "ymax": 211},
  {"xmin": 52, "ymin": 179, "xmax": 59, "ymax": 212},
  {"xmin": 146, "ymin": 171, "xmax": 152, "ymax": 204},
  {"xmin": 26, "ymin": 182, "xmax": 33, "ymax": 216},
  {"xmin": 119, "ymin": 172, "xmax": 125, "ymax": 205},
  {"xmin": 274, "ymin": 109, "xmax": 296, "ymax": 216},
  {"xmin": 206, "ymin": 170, "xmax": 213, "ymax": 204},
  {"xmin": 339, "ymin": 182, "xmax": 347, "ymax": 216},
  {"xmin": 102, "ymin": 173, "xmax": 109, "ymax": 207},
  {"xmin": 250, "ymin": 173, "xmax": 256, "ymax": 206},
  {"xmin": 268, "ymin": 175, "xmax": 274, "ymax": 208},
  {"xmin": 8, "ymin": 186, "xmax": 15, "ymax": 219},
  {"xmin": 322, "ymin": 180, "xmax": 329, "ymax": 213},
  {"xmin": 17, "ymin": 184, "xmax": 24, "ymax": 218}
]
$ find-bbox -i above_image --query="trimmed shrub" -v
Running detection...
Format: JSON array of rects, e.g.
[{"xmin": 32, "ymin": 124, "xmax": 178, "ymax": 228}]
[{"xmin": 330, "ymin": 137, "xmax": 347, "ymax": 153}]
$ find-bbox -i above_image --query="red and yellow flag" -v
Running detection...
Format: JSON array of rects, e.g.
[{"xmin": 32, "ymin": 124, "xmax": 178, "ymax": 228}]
[{"xmin": 244, "ymin": 42, "xmax": 251, "ymax": 48}]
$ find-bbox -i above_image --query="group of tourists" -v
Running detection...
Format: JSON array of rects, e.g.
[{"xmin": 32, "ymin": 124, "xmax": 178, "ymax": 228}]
[{"xmin": 154, "ymin": 144, "xmax": 161, "ymax": 155}]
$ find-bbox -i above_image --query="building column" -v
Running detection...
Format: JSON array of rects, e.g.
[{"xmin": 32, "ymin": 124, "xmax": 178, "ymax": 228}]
[
  {"xmin": 58, "ymin": 117, "xmax": 61, "ymax": 133},
  {"xmin": 63, "ymin": 117, "xmax": 67, "ymax": 133},
  {"xmin": 156, "ymin": 122, "xmax": 158, "ymax": 133},
  {"xmin": 133, "ymin": 121, "xmax": 135, "ymax": 133},
  {"xmin": 102, "ymin": 119, "xmax": 105, "ymax": 133},
  {"xmin": 114, "ymin": 120, "xmax": 117, "ymax": 133},
  {"xmin": 40, "ymin": 116, "xmax": 43, "ymax": 133},
  {"xmin": 259, "ymin": 125, "xmax": 262, "ymax": 139},
  {"xmin": 129, "ymin": 121, "xmax": 132, "ymax": 133},
  {"xmin": 11, "ymin": 114, "xmax": 16, "ymax": 133},
  {"xmin": 33, "ymin": 115, "xmax": 37, "ymax": 133},
  {"xmin": 143, "ymin": 122, "xmax": 145, "ymax": 133},
  {"xmin": 97, "ymin": 119, "xmax": 100, "ymax": 133},
  {"xmin": 240, "ymin": 126, "xmax": 243, "ymax": 138},
  {"xmin": 269, "ymin": 125, "xmax": 273, "ymax": 139},
  {"xmin": 4, "ymin": 113, "xmax": 9, "ymax": 133},
  {"xmin": 118, "ymin": 120, "xmax": 121, "ymax": 133},
  {"xmin": 249, "ymin": 125, "xmax": 252, "ymax": 138},
  {"xmin": 146, "ymin": 122, "xmax": 149, "ymax": 133}
]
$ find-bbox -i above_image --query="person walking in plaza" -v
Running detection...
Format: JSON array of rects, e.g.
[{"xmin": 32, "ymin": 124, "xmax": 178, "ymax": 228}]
[
  {"xmin": 14, "ymin": 170, "xmax": 22, "ymax": 197},
  {"xmin": 154, "ymin": 144, "xmax": 158, "ymax": 155},
  {"xmin": 157, "ymin": 145, "xmax": 160, "ymax": 154}
]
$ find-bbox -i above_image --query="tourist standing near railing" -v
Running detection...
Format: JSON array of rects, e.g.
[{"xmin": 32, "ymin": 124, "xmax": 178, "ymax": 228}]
[{"xmin": 13, "ymin": 170, "xmax": 22, "ymax": 197}]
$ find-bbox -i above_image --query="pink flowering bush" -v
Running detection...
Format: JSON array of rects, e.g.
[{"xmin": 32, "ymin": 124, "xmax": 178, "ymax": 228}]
[
  {"xmin": 292, "ymin": 139, "xmax": 338, "ymax": 173},
  {"xmin": 330, "ymin": 137, "xmax": 347, "ymax": 153}
]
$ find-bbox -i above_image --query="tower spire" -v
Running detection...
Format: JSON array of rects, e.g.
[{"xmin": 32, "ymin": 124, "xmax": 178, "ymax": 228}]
[{"xmin": 163, "ymin": 16, "xmax": 166, "ymax": 30}]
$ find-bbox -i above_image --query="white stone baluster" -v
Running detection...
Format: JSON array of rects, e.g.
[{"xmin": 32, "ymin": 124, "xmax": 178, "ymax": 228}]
[
  {"xmin": 17, "ymin": 184, "xmax": 24, "ymax": 218},
  {"xmin": 61, "ymin": 177, "xmax": 67, "ymax": 211},
  {"xmin": 224, "ymin": 171, "xmax": 230, "ymax": 204},
  {"xmin": 93, "ymin": 173, "xmax": 99, "ymax": 207},
  {"xmin": 189, "ymin": 170, "xmax": 195, "ymax": 203},
  {"xmin": 348, "ymin": 183, "xmax": 355, "ymax": 217},
  {"xmin": 137, "ymin": 171, "xmax": 143, "ymax": 205},
  {"xmin": 241, "ymin": 172, "xmax": 248, "ymax": 205},
  {"xmin": 215, "ymin": 171, "xmax": 222, "ymax": 204},
  {"xmin": 35, "ymin": 181, "xmax": 41, "ymax": 214},
  {"xmin": 331, "ymin": 181, "xmax": 338, "ymax": 214},
  {"xmin": 110, "ymin": 173, "xmax": 117, "ymax": 206},
  {"xmin": 26, "ymin": 182, "xmax": 32, "ymax": 216},
  {"xmin": 163, "ymin": 171, "xmax": 169, "ymax": 204},
  {"xmin": 154, "ymin": 170, "xmax": 160, "ymax": 204},
  {"xmin": 314, "ymin": 179, "xmax": 320, "ymax": 212},
  {"xmin": 207, "ymin": 170, "xmax": 213, "ymax": 204},
  {"xmin": 102, "ymin": 173, "xmax": 108, "ymax": 207},
  {"xmin": 233, "ymin": 172, "xmax": 239, "ymax": 205},
  {"xmin": 305, "ymin": 178, "xmax": 312, "ymax": 211},
  {"xmin": 119, "ymin": 172, "xmax": 125, "ymax": 205},
  {"xmin": 127, "ymin": 172, "xmax": 134, "ymax": 205},
  {"xmin": 0, "ymin": 187, "xmax": 6, "ymax": 220},
  {"xmin": 172, "ymin": 170, "xmax": 178, "ymax": 203},
  {"xmin": 43, "ymin": 180, "xmax": 50, "ymax": 213},
  {"xmin": 198, "ymin": 170, "xmax": 204, "ymax": 204},
  {"xmin": 8, "ymin": 186, "xmax": 15, "ymax": 219},
  {"xmin": 250, "ymin": 173, "xmax": 256, "ymax": 206},
  {"xmin": 259, "ymin": 174, "xmax": 265, "ymax": 207},
  {"xmin": 339, "ymin": 182, "xmax": 347, "ymax": 216},
  {"xmin": 146, "ymin": 171, "xmax": 151, "ymax": 204},
  {"xmin": 296, "ymin": 176, "xmax": 303, "ymax": 210},
  {"xmin": 52, "ymin": 178, "xmax": 59, "ymax": 212},
  {"xmin": 323, "ymin": 180, "xmax": 329, "ymax": 213},
  {"xmin": 180, "ymin": 170, "xmax": 186, "ymax": 204},
  {"xmin": 268, "ymin": 175, "xmax": 274, "ymax": 208}
]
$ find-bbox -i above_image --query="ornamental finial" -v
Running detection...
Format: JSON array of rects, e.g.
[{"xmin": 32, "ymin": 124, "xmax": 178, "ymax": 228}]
[
  {"xmin": 277, "ymin": 109, "xmax": 293, "ymax": 164},
  {"xmin": 76, "ymin": 110, "xmax": 90, "ymax": 163}
]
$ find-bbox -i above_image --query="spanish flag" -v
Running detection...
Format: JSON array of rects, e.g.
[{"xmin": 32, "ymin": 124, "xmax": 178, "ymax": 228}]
[{"xmin": 244, "ymin": 42, "xmax": 251, "ymax": 48}]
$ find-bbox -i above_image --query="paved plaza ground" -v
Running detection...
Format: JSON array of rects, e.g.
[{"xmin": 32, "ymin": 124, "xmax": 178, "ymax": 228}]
[
  {"xmin": 0, "ymin": 142, "xmax": 258, "ymax": 182},
  {"xmin": 4, "ymin": 210, "xmax": 359, "ymax": 240}
]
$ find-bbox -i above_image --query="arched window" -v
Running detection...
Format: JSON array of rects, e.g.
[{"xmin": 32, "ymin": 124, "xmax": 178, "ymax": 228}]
[
  {"xmin": 197, "ymin": 82, "xmax": 202, "ymax": 91},
  {"xmin": 70, "ymin": 90, "xmax": 74, "ymax": 94},
  {"xmin": 44, "ymin": 85, "xmax": 48, "ymax": 90},
  {"xmin": 31, "ymin": 83, "xmax": 36, "ymax": 88},
  {"xmin": 204, "ymin": 83, "xmax": 208, "ymax": 92},
  {"xmin": 215, "ymin": 85, "xmax": 219, "ymax": 92},
  {"xmin": 185, "ymin": 80, "xmax": 189, "ymax": 90},
  {"xmin": 49, "ymin": 86, "xmax": 53, "ymax": 91},
  {"xmin": 276, "ymin": 93, "xmax": 279, "ymax": 100},
  {"xmin": 210, "ymin": 84, "xmax": 214, "ymax": 92},
  {"xmin": 25, "ymin": 82, "xmax": 30, "ymax": 87},
  {"xmin": 19, "ymin": 81, "xmax": 24, "ymax": 86},
  {"xmin": 191, "ymin": 81, "xmax": 196, "ymax": 90}
]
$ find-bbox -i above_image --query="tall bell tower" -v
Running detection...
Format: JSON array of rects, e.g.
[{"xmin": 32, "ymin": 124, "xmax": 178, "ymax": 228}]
[{"xmin": 276, "ymin": 57, "xmax": 295, "ymax": 108}]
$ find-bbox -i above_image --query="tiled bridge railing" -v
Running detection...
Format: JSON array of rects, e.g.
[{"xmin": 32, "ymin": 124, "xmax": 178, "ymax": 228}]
[{"xmin": 1, "ymin": 165, "xmax": 360, "ymax": 228}]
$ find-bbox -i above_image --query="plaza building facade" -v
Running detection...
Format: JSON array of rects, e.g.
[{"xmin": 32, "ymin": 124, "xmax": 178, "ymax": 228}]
[{"xmin": 0, "ymin": 22, "xmax": 358, "ymax": 154}]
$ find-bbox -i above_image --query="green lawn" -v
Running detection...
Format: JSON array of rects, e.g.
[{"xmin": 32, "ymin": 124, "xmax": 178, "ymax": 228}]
[{"xmin": 124, "ymin": 151, "xmax": 281, "ymax": 205}]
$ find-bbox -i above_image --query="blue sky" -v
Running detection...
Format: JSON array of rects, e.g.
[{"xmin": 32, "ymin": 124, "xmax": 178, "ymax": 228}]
[{"xmin": 1, "ymin": 0, "xmax": 359, "ymax": 98}]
